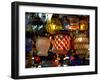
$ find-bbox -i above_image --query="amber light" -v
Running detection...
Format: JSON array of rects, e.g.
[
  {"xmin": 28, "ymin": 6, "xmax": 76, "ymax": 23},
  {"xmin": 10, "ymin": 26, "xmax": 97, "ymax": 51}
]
[{"xmin": 53, "ymin": 34, "xmax": 71, "ymax": 55}]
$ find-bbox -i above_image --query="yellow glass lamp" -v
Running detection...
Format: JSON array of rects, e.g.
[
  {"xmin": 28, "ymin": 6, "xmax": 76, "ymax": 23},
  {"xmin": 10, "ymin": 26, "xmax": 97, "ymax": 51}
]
[{"xmin": 46, "ymin": 18, "xmax": 63, "ymax": 34}]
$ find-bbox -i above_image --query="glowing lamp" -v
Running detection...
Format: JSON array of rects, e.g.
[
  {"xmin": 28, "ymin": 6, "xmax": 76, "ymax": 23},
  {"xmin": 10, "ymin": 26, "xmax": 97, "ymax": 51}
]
[
  {"xmin": 74, "ymin": 34, "xmax": 89, "ymax": 55},
  {"xmin": 79, "ymin": 16, "xmax": 89, "ymax": 31},
  {"xmin": 46, "ymin": 18, "xmax": 63, "ymax": 34},
  {"xmin": 52, "ymin": 34, "xmax": 71, "ymax": 55},
  {"xmin": 67, "ymin": 16, "xmax": 79, "ymax": 30}
]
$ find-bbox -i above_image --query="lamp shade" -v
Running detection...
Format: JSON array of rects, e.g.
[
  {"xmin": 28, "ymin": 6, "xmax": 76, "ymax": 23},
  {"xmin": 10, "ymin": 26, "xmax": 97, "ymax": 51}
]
[
  {"xmin": 36, "ymin": 37, "xmax": 50, "ymax": 56},
  {"xmin": 52, "ymin": 33, "xmax": 71, "ymax": 55},
  {"xmin": 74, "ymin": 34, "xmax": 89, "ymax": 55}
]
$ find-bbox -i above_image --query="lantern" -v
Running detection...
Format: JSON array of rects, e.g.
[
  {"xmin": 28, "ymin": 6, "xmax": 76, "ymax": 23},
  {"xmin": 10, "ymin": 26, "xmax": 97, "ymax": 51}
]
[
  {"xmin": 30, "ymin": 13, "xmax": 45, "ymax": 34},
  {"xmin": 74, "ymin": 34, "xmax": 89, "ymax": 55},
  {"xmin": 67, "ymin": 16, "xmax": 79, "ymax": 30},
  {"xmin": 36, "ymin": 37, "xmax": 50, "ymax": 56},
  {"xmin": 79, "ymin": 16, "xmax": 89, "ymax": 31},
  {"xmin": 38, "ymin": 13, "xmax": 48, "ymax": 23},
  {"xmin": 52, "ymin": 33, "xmax": 71, "ymax": 55},
  {"xmin": 46, "ymin": 18, "xmax": 63, "ymax": 34}
]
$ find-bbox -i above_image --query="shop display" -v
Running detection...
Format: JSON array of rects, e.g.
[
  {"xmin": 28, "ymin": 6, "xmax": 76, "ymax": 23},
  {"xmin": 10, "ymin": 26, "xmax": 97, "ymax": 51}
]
[{"xmin": 25, "ymin": 13, "xmax": 90, "ymax": 68}]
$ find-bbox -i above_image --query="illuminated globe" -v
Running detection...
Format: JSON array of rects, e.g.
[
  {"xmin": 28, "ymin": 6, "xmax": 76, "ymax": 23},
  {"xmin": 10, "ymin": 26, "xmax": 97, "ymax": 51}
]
[{"xmin": 52, "ymin": 33, "xmax": 71, "ymax": 55}]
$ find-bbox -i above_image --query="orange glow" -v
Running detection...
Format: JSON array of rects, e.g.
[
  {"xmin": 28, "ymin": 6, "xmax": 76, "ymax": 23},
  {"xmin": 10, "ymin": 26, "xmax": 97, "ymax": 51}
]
[
  {"xmin": 80, "ymin": 24, "xmax": 85, "ymax": 30},
  {"xmin": 68, "ymin": 25, "xmax": 79, "ymax": 30}
]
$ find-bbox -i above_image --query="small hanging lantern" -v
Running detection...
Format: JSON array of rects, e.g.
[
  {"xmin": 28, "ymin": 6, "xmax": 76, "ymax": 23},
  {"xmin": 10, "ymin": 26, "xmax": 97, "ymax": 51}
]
[
  {"xmin": 38, "ymin": 13, "xmax": 48, "ymax": 23},
  {"xmin": 46, "ymin": 18, "xmax": 63, "ymax": 34},
  {"xmin": 79, "ymin": 16, "xmax": 89, "ymax": 31}
]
